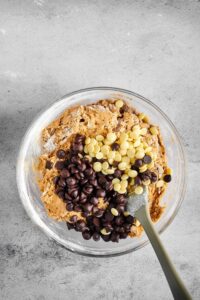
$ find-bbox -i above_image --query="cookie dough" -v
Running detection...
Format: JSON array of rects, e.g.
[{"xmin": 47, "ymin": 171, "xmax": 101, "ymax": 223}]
[{"xmin": 37, "ymin": 99, "xmax": 171, "ymax": 239}]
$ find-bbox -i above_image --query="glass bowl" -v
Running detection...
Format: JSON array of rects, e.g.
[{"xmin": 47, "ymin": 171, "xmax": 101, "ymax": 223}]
[{"xmin": 16, "ymin": 87, "xmax": 186, "ymax": 257}]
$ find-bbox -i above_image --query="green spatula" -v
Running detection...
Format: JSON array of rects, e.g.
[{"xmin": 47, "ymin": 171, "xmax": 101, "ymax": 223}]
[{"xmin": 127, "ymin": 188, "xmax": 192, "ymax": 300}]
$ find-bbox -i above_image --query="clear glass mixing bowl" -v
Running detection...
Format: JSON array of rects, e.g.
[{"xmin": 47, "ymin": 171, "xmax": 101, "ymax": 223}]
[{"xmin": 16, "ymin": 87, "xmax": 186, "ymax": 256}]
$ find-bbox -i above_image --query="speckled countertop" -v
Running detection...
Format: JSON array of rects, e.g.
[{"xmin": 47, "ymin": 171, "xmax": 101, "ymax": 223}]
[{"xmin": 0, "ymin": 1, "xmax": 200, "ymax": 299}]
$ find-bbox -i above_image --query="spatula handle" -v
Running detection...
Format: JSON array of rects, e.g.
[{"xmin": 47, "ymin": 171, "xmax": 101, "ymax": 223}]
[{"xmin": 136, "ymin": 206, "xmax": 192, "ymax": 300}]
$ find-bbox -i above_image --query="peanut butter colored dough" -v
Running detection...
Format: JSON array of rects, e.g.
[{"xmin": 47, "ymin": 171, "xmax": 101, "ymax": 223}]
[{"xmin": 37, "ymin": 99, "xmax": 168, "ymax": 238}]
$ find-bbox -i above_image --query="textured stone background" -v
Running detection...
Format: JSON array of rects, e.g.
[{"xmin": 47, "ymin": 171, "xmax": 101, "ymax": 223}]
[{"xmin": 0, "ymin": 0, "xmax": 200, "ymax": 299}]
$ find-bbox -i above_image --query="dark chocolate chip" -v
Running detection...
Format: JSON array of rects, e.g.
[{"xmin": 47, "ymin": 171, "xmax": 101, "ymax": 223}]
[
  {"xmin": 79, "ymin": 172, "xmax": 85, "ymax": 179},
  {"xmin": 83, "ymin": 203, "xmax": 93, "ymax": 213},
  {"xmin": 71, "ymin": 156, "xmax": 81, "ymax": 164},
  {"xmin": 74, "ymin": 173, "xmax": 81, "ymax": 180},
  {"xmin": 82, "ymin": 230, "xmax": 92, "ymax": 240},
  {"xmin": 70, "ymin": 215, "xmax": 78, "ymax": 223},
  {"xmin": 114, "ymin": 226, "xmax": 121, "ymax": 233},
  {"xmin": 45, "ymin": 160, "xmax": 53, "ymax": 169},
  {"xmin": 66, "ymin": 222, "xmax": 74, "ymax": 230},
  {"xmin": 101, "ymin": 234, "xmax": 110, "ymax": 242},
  {"xmin": 92, "ymin": 206, "xmax": 99, "ymax": 214},
  {"xmin": 74, "ymin": 134, "xmax": 85, "ymax": 144},
  {"xmin": 89, "ymin": 179, "xmax": 98, "ymax": 187},
  {"xmin": 80, "ymin": 178, "xmax": 88, "ymax": 185},
  {"xmin": 115, "ymin": 216, "xmax": 124, "ymax": 226},
  {"xmin": 104, "ymin": 223, "xmax": 113, "ymax": 232},
  {"xmin": 57, "ymin": 191, "xmax": 65, "ymax": 199},
  {"xmin": 114, "ymin": 169, "xmax": 122, "ymax": 178},
  {"xmin": 151, "ymin": 172, "xmax": 157, "ymax": 183},
  {"xmin": 76, "ymin": 220, "xmax": 86, "ymax": 231},
  {"xmin": 90, "ymin": 197, "xmax": 99, "ymax": 205},
  {"xmin": 98, "ymin": 176, "xmax": 107, "ymax": 186},
  {"xmin": 92, "ymin": 217, "xmax": 100, "ymax": 228},
  {"xmin": 96, "ymin": 189, "xmax": 106, "ymax": 198},
  {"xmin": 112, "ymin": 161, "xmax": 119, "ymax": 168},
  {"xmin": 93, "ymin": 209, "xmax": 104, "ymax": 218},
  {"xmin": 120, "ymin": 232, "xmax": 128, "ymax": 239},
  {"xmin": 86, "ymin": 215, "xmax": 93, "ymax": 224},
  {"xmin": 66, "ymin": 202, "xmax": 74, "ymax": 211},
  {"xmin": 104, "ymin": 181, "xmax": 113, "ymax": 191},
  {"xmin": 131, "ymin": 165, "xmax": 139, "ymax": 171},
  {"xmin": 66, "ymin": 177, "xmax": 77, "ymax": 186},
  {"xmin": 56, "ymin": 149, "xmax": 66, "ymax": 159},
  {"xmin": 89, "ymin": 173, "xmax": 96, "ymax": 180},
  {"xmin": 116, "ymin": 195, "xmax": 126, "ymax": 204},
  {"xmin": 58, "ymin": 178, "xmax": 66, "ymax": 188},
  {"xmin": 67, "ymin": 186, "xmax": 77, "ymax": 194},
  {"xmin": 84, "ymin": 168, "xmax": 93, "ymax": 177},
  {"xmin": 118, "ymin": 227, "xmax": 125, "ymax": 233},
  {"xmin": 111, "ymin": 143, "xmax": 120, "ymax": 151},
  {"xmin": 116, "ymin": 205, "xmax": 125, "ymax": 213},
  {"xmin": 68, "ymin": 162, "xmax": 76, "ymax": 169},
  {"xmin": 110, "ymin": 232, "xmax": 119, "ymax": 242},
  {"xmin": 60, "ymin": 169, "xmax": 70, "ymax": 178},
  {"xmin": 71, "ymin": 189, "xmax": 79, "ymax": 198},
  {"xmin": 92, "ymin": 232, "xmax": 100, "ymax": 241},
  {"xmin": 163, "ymin": 174, "xmax": 172, "ymax": 183},
  {"xmin": 126, "ymin": 215, "xmax": 134, "ymax": 224},
  {"xmin": 83, "ymin": 185, "xmax": 93, "ymax": 195},
  {"xmin": 140, "ymin": 173, "xmax": 150, "ymax": 181},
  {"xmin": 134, "ymin": 159, "xmax": 143, "ymax": 168},
  {"xmin": 107, "ymin": 175, "xmax": 114, "ymax": 181},
  {"xmin": 104, "ymin": 211, "xmax": 114, "ymax": 222},
  {"xmin": 79, "ymin": 192, "xmax": 87, "ymax": 200},
  {"xmin": 53, "ymin": 176, "xmax": 60, "ymax": 185},
  {"xmin": 82, "ymin": 211, "xmax": 90, "ymax": 218},
  {"xmin": 143, "ymin": 155, "xmax": 152, "ymax": 164},
  {"xmin": 74, "ymin": 205, "xmax": 82, "ymax": 212},
  {"xmin": 77, "ymin": 163, "xmax": 87, "ymax": 172},
  {"xmin": 123, "ymin": 223, "xmax": 131, "ymax": 232},
  {"xmin": 120, "ymin": 105, "xmax": 129, "ymax": 114},
  {"xmin": 134, "ymin": 176, "xmax": 142, "ymax": 185},
  {"xmin": 80, "ymin": 199, "xmax": 88, "ymax": 206},
  {"xmin": 72, "ymin": 196, "xmax": 80, "ymax": 203},
  {"xmin": 111, "ymin": 191, "xmax": 118, "ymax": 198},
  {"xmin": 55, "ymin": 186, "xmax": 64, "ymax": 195},
  {"xmin": 55, "ymin": 161, "xmax": 66, "ymax": 170},
  {"xmin": 71, "ymin": 167, "xmax": 79, "ymax": 174},
  {"xmin": 72, "ymin": 143, "xmax": 83, "ymax": 153}
]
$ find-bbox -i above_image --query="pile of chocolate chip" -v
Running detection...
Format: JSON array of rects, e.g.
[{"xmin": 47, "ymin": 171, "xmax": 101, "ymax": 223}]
[
  {"xmin": 133, "ymin": 158, "xmax": 157, "ymax": 185},
  {"xmin": 53, "ymin": 134, "xmax": 134, "ymax": 242}
]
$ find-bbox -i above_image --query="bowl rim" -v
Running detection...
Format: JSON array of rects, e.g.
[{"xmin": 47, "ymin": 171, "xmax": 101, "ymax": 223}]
[{"xmin": 16, "ymin": 86, "xmax": 187, "ymax": 257}]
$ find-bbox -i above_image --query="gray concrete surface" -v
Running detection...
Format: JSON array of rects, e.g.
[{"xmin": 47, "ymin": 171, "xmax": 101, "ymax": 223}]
[{"xmin": 0, "ymin": 0, "xmax": 200, "ymax": 299}]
